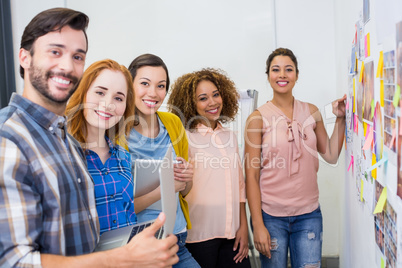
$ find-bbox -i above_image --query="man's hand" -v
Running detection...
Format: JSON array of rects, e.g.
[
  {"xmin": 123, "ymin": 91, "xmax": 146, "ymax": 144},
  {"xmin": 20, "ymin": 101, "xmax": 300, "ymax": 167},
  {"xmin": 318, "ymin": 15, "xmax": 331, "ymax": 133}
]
[{"xmin": 122, "ymin": 213, "xmax": 179, "ymax": 267}]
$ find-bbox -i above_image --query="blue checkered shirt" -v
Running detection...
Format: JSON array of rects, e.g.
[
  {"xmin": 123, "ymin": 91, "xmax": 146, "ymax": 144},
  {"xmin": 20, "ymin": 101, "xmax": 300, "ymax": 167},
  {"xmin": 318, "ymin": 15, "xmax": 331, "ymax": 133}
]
[
  {"xmin": 86, "ymin": 137, "xmax": 137, "ymax": 234},
  {"xmin": 0, "ymin": 93, "xmax": 99, "ymax": 267}
]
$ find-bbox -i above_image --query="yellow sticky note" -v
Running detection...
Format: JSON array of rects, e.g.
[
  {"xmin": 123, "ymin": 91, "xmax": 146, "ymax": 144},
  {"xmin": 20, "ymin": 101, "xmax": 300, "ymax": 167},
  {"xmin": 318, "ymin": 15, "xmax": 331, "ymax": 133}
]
[
  {"xmin": 373, "ymin": 187, "xmax": 387, "ymax": 214},
  {"xmin": 359, "ymin": 61, "xmax": 365, "ymax": 83},
  {"xmin": 370, "ymin": 99, "xmax": 375, "ymax": 119},
  {"xmin": 355, "ymin": 53, "xmax": 358, "ymax": 72},
  {"xmin": 366, "ymin": 33, "xmax": 370, "ymax": 57},
  {"xmin": 371, "ymin": 153, "xmax": 377, "ymax": 179},
  {"xmin": 380, "ymin": 80, "xmax": 384, "ymax": 107},
  {"xmin": 381, "ymin": 258, "xmax": 385, "ymax": 268},
  {"xmin": 353, "ymin": 78, "xmax": 356, "ymax": 113},
  {"xmin": 360, "ymin": 179, "xmax": 364, "ymax": 202},
  {"xmin": 376, "ymin": 51, "xmax": 383, "ymax": 78},
  {"xmin": 355, "ymin": 56, "xmax": 358, "ymax": 72},
  {"xmin": 363, "ymin": 122, "xmax": 367, "ymax": 136},
  {"xmin": 393, "ymin": 84, "xmax": 401, "ymax": 108}
]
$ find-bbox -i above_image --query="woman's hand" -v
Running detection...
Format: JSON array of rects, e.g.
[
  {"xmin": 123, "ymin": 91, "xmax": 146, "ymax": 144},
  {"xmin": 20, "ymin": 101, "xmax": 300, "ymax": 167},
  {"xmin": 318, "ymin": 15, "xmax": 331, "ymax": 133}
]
[
  {"xmin": 173, "ymin": 157, "xmax": 193, "ymax": 182},
  {"xmin": 173, "ymin": 157, "xmax": 193, "ymax": 196},
  {"xmin": 233, "ymin": 223, "xmax": 249, "ymax": 263},
  {"xmin": 332, "ymin": 94, "xmax": 347, "ymax": 118},
  {"xmin": 253, "ymin": 224, "xmax": 272, "ymax": 259}
]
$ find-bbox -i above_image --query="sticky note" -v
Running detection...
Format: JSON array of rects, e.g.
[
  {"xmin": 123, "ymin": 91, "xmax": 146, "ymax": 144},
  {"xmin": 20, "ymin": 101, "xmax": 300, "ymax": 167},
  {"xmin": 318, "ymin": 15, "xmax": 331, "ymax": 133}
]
[
  {"xmin": 367, "ymin": 153, "xmax": 388, "ymax": 172},
  {"xmin": 400, "ymin": 100, "xmax": 402, "ymax": 135},
  {"xmin": 376, "ymin": 51, "xmax": 383, "ymax": 78},
  {"xmin": 371, "ymin": 153, "xmax": 377, "ymax": 179},
  {"xmin": 389, "ymin": 128, "xmax": 396, "ymax": 149},
  {"xmin": 363, "ymin": 122, "xmax": 367, "ymax": 136},
  {"xmin": 348, "ymin": 155, "xmax": 354, "ymax": 172},
  {"xmin": 381, "ymin": 258, "xmax": 385, "ymax": 268},
  {"xmin": 373, "ymin": 187, "xmax": 387, "ymax": 214},
  {"xmin": 393, "ymin": 85, "xmax": 401, "ymax": 108},
  {"xmin": 346, "ymin": 100, "xmax": 349, "ymax": 110},
  {"xmin": 359, "ymin": 62, "xmax": 365, "ymax": 83},
  {"xmin": 355, "ymin": 56, "xmax": 358, "ymax": 72},
  {"xmin": 367, "ymin": 33, "xmax": 370, "ymax": 57},
  {"xmin": 370, "ymin": 99, "xmax": 375, "ymax": 119},
  {"xmin": 354, "ymin": 114, "xmax": 358, "ymax": 133},
  {"xmin": 360, "ymin": 179, "xmax": 364, "ymax": 202},
  {"xmin": 353, "ymin": 79, "xmax": 356, "ymax": 113},
  {"xmin": 380, "ymin": 80, "xmax": 384, "ymax": 107},
  {"xmin": 363, "ymin": 126, "xmax": 373, "ymax": 150}
]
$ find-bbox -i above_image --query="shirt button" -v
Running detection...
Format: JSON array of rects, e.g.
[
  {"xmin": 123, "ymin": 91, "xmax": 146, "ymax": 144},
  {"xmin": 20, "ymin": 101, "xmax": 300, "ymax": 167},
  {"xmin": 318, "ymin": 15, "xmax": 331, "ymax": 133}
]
[
  {"xmin": 88, "ymin": 214, "xmax": 92, "ymax": 220},
  {"xmin": 104, "ymin": 171, "xmax": 109, "ymax": 175},
  {"xmin": 110, "ymin": 195, "xmax": 114, "ymax": 199},
  {"xmin": 48, "ymin": 126, "xmax": 53, "ymax": 131},
  {"xmin": 77, "ymin": 178, "xmax": 81, "ymax": 183},
  {"xmin": 113, "ymin": 220, "xmax": 117, "ymax": 224}
]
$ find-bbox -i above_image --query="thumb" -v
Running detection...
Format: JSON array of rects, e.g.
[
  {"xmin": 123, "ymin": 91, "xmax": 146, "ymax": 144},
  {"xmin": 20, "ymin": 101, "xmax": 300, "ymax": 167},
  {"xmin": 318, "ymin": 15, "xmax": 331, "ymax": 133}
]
[
  {"xmin": 233, "ymin": 236, "xmax": 240, "ymax": 251},
  {"xmin": 144, "ymin": 212, "xmax": 165, "ymax": 236}
]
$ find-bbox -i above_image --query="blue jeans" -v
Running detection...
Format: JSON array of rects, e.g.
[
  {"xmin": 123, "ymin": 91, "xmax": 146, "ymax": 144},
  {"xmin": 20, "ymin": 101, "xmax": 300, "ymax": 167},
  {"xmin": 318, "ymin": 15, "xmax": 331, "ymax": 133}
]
[
  {"xmin": 173, "ymin": 231, "xmax": 200, "ymax": 268},
  {"xmin": 258, "ymin": 206, "xmax": 323, "ymax": 268}
]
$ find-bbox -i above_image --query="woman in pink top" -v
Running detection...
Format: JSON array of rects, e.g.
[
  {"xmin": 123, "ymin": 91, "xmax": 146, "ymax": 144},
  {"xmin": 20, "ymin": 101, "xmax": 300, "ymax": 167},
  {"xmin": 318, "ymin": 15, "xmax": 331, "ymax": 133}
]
[
  {"xmin": 168, "ymin": 68, "xmax": 251, "ymax": 267},
  {"xmin": 244, "ymin": 48, "xmax": 346, "ymax": 268}
]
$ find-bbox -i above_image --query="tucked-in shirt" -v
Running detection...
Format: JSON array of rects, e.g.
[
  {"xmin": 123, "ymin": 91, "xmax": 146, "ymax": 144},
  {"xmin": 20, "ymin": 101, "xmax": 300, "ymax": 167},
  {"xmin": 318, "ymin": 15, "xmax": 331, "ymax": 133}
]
[
  {"xmin": 128, "ymin": 116, "xmax": 187, "ymax": 234},
  {"xmin": 257, "ymin": 100, "xmax": 319, "ymax": 217},
  {"xmin": 86, "ymin": 136, "xmax": 137, "ymax": 234},
  {"xmin": 0, "ymin": 93, "xmax": 99, "ymax": 267},
  {"xmin": 185, "ymin": 123, "xmax": 246, "ymax": 243}
]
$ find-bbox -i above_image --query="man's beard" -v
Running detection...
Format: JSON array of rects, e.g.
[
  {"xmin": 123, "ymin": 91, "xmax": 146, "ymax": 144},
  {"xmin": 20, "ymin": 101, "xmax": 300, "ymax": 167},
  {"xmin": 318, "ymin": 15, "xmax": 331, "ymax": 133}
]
[{"xmin": 29, "ymin": 61, "xmax": 79, "ymax": 104}]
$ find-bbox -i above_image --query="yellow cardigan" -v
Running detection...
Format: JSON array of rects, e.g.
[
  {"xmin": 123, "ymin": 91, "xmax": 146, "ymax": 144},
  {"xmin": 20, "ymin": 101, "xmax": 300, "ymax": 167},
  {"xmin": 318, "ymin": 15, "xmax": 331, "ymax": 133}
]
[
  {"xmin": 157, "ymin": 111, "xmax": 192, "ymax": 229},
  {"xmin": 123, "ymin": 111, "xmax": 192, "ymax": 229}
]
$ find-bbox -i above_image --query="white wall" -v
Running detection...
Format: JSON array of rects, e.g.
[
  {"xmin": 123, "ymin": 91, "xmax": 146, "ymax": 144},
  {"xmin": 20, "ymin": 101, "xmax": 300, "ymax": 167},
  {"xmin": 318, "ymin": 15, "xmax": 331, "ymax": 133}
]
[
  {"xmin": 10, "ymin": 0, "xmax": 64, "ymax": 93},
  {"xmin": 274, "ymin": 0, "xmax": 341, "ymax": 257},
  {"xmin": 10, "ymin": 0, "xmax": 342, "ymax": 259}
]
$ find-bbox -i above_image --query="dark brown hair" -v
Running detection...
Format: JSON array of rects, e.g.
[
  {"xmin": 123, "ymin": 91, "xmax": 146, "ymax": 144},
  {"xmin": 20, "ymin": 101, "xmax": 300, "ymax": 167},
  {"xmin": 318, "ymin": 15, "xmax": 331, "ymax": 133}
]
[
  {"xmin": 168, "ymin": 68, "xmax": 239, "ymax": 130},
  {"xmin": 20, "ymin": 8, "xmax": 89, "ymax": 78},
  {"xmin": 128, "ymin": 53, "xmax": 170, "ymax": 91},
  {"xmin": 265, "ymin": 47, "xmax": 299, "ymax": 77}
]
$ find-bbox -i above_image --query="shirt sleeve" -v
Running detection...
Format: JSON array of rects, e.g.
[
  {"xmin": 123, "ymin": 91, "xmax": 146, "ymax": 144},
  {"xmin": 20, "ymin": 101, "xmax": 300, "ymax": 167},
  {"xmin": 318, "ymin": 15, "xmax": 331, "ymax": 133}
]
[
  {"xmin": 0, "ymin": 137, "xmax": 43, "ymax": 267},
  {"xmin": 233, "ymin": 132, "xmax": 246, "ymax": 203}
]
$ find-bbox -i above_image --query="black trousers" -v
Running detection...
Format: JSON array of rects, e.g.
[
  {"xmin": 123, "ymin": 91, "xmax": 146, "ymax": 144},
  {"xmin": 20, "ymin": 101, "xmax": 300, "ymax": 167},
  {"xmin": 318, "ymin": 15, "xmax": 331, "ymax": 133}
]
[{"xmin": 186, "ymin": 238, "xmax": 251, "ymax": 268}]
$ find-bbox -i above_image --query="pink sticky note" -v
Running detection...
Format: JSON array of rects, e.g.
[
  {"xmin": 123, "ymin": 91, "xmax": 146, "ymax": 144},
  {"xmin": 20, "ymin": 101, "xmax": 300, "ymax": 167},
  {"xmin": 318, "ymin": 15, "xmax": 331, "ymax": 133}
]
[
  {"xmin": 354, "ymin": 114, "xmax": 358, "ymax": 133},
  {"xmin": 389, "ymin": 128, "xmax": 396, "ymax": 149},
  {"xmin": 348, "ymin": 155, "xmax": 354, "ymax": 172},
  {"xmin": 400, "ymin": 100, "xmax": 402, "ymax": 136},
  {"xmin": 346, "ymin": 100, "xmax": 349, "ymax": 110},
  {"xmin": 363, "ymin": 126, "xmax": 373, "ymax": 150},
  {"xmin": 365, "ymin": 36, "xmax": 368, "ymax": 58}
]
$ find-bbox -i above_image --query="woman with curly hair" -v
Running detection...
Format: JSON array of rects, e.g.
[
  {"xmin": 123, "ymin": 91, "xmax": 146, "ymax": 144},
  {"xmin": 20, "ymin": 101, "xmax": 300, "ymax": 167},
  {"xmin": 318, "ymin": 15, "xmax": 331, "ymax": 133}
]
[{"xmin": 168, "ymin": 68, "xmax": 251, "ymax": 268}]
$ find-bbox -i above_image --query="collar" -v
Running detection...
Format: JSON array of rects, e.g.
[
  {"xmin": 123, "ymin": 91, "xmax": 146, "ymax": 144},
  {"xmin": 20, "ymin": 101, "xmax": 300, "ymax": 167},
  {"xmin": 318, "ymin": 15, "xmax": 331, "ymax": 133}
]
[
  {"xmin": 9, "ymin": 93, "xmax": 67, "ymax": 136},
  {"xmin": 195, "ymin": 122, "xmax": 223, "ymax": 136}
]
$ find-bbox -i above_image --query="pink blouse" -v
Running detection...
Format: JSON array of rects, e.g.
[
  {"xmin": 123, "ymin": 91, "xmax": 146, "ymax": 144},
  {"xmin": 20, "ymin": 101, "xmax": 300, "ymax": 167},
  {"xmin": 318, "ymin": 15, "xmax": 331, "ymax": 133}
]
[
  {"xmin": 257, "ymin": 100, "xmax": 319, "ymax": 217},
  {"xmin": 186, "ymin": 123, "xmax": 246, "ymax": 243}
]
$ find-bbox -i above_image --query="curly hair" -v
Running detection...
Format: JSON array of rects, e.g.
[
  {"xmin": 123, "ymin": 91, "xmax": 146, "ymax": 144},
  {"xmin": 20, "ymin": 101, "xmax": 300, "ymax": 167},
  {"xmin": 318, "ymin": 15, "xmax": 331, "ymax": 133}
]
[
  {"xmin": 168, "ymin": 68, "xmax": 239, "ymax": 130},
  {"xmin": 66, "ymin": 59, "xmax": 135, "ymax": 149}
]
